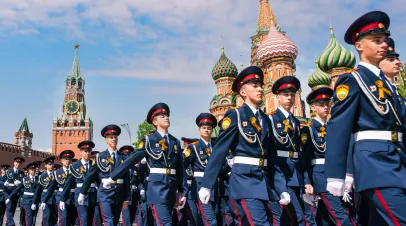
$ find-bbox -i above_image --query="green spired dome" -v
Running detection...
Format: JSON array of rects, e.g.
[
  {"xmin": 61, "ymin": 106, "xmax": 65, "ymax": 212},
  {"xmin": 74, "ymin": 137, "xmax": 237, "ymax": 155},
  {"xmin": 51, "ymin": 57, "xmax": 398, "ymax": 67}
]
[
  {"xmin": 308, "ymin": 63, "xmax": 332, "ymax": 90},
  {"xmin": 317, "ymin": 23, "xmax": 356, "ymax": 72},
  {"xmin": 212, "ymin": 47, "xmax": 238, "ymax": 81}
]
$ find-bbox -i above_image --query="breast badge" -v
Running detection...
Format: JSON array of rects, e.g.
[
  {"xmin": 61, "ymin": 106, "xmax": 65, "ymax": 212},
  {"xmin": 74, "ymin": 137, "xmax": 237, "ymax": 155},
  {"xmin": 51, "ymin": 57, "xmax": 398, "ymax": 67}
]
[{"xmin": 336, "ymin": 84, "xmax": 349, "ymax": 101}]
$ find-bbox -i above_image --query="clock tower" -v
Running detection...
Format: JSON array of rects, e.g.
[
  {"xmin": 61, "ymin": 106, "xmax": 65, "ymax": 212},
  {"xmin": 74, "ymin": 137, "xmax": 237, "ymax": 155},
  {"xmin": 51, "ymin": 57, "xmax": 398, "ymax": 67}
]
[{"xmin": 52, "ymin": 44, "xmax": 93, "ymax": 157}]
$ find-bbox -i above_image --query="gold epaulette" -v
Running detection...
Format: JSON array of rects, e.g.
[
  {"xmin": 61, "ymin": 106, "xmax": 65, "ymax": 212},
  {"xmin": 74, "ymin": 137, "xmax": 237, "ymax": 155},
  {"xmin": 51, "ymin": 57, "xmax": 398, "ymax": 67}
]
[
  {"xmin": 346, "ymin": 68, "xmax": 359, "ymax": 74},
  {"xmin": 304, "ymin": 121, "xmax": 312, "ymax": 127},
  {"xmin": 267, "ymin": 110, "xmax": 276, "ymax": 115}
]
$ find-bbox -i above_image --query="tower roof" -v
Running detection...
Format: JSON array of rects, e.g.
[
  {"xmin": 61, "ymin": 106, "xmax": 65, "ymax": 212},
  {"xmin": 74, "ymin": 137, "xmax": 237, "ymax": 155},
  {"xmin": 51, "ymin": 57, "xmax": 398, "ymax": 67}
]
[
  {"xmin": 256, "ymin": 0, "xmax": 284, "ymax": 33},
  {"xmin": 317, "ymin": 21, "xmax": 356, "ymax": 72},
  {"xmin": 18, "ymin": 117, "xmax": 30, "ymax": 134},
  {"xmin": 68, "ymin": 43, "xmax": 82, "ymax": 79},
  {"xmin": 308, "ymin": 63, "xmax": 332, "ymax": 90},
  {"xmin": 211, "ymin": 47, "xmax": 238, "ymax": 81}
]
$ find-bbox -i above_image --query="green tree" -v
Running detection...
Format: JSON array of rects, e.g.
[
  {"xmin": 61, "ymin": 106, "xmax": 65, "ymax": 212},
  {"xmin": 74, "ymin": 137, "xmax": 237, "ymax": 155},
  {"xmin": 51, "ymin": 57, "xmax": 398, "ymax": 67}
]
[
  {"xmin": 397, "ymin": 64, "xmax": 406, "ymax": 98},
  {"xmin": 133, "ymin": 120, "xmax": 155, "ymax": 147}
]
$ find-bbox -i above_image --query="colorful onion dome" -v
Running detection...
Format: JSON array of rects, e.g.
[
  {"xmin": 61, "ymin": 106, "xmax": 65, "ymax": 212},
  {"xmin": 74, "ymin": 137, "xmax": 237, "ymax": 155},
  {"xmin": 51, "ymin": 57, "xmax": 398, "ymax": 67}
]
[
  {"xmin": 256, "ymin": 22, "xmax": 298, "ymax": 64},
  {"xmin": 211, "ymin": 47, "xmax": 238, "ymax": 81},
  {"xmin": 317, "ymin": 25, "xmax": 356, "ymax": 72},
  {"xmin": 308, "ymin": 64, "xmax": 332, "ymax": 90}
]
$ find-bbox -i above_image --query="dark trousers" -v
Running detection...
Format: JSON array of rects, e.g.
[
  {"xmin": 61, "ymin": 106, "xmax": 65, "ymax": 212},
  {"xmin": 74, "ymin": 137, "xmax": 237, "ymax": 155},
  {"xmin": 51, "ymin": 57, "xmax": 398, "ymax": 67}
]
[
  {"xmin": 197, "ymin": 200, "xmax": 217, "ymax": 226},
  {"xmin": 5, "ymin": 195, "xmax": 19, "ymax": 226},
  {"xmin": 237, "ymin": 198, "xmax": 272, "ymax": 226},
  {"xmin": 42, "ymin": 203, "xmax": 57, "ymax": 226},
  {"xmin": 23, "ymin": 204, "xmax": 35, "ymax": 226},
  {"xmin": 99, "ymin": 203, "xmax": 122, "ymax": 226},
  {"xmin": 0, "ymin": 200, "xmax": 5, "ymax": 226},
  {"xmin": 150, "ymin": 203, "xmax": 173, "ymax": 226},
  {"xmin": 281, "ymin": 187, "xmax": 306, "ymax": 226},
  {"xmin": 57, "ymin": 202, "xmax": 77, "ymax": 226},
  {"xmin": 317, "ymin": 192, "xmax": 354, "ymax": 226}
]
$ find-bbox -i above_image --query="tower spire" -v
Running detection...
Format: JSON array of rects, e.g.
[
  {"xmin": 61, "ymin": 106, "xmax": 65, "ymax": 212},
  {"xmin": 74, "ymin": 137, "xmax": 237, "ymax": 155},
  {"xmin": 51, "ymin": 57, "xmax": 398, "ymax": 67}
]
[
  {"xmin": 18, "ymin": 117, "xmax": 30, "ymax": 134},
  {"xmin": 329, "ymin": 17, "xmax": 335, "ymax": 37},
  {"xmin": 70, "ymin": 43, "xmax": 81, "ymax": 78},
  {"xmin": 257, "ymin": 0, "xmax": 279, "ymax": 31}
]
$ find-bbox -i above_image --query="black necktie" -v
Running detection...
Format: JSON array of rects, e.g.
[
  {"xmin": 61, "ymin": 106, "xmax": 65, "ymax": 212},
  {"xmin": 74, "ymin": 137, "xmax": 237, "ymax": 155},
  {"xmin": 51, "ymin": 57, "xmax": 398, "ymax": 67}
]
[
  {"xmin": 207, "ymin": 143, "xmax": 211, "ymax": 152},
  {"xmin": 164, "ymin": 135, "xmax": 169, "ymax": 147},
  {"xmin": 84, "ymin": 163, "xmax": 88, "ymax": 171},
  {"xmin": 112, "ymin": 152, "xmax": 116, "ymax": 163}
]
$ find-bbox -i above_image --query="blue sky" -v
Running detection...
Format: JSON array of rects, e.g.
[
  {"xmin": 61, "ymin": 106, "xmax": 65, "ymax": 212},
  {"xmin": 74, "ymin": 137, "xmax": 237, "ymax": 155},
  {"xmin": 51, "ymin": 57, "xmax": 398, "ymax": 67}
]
[{"xmin": 1, "ymin": 0, "xmax": 405, "ymax": 151}]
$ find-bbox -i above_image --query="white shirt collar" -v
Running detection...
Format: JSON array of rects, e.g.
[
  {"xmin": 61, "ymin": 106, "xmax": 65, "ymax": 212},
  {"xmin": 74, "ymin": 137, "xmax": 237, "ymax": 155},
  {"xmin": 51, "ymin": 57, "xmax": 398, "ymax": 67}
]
[
  {"xmin": 278, "ymin": 107, "xmax": 291, "ymax": 119},
  {"xmin": 245, "ymin": 103, "xmax": 259, "ymax": 115},
  {"xmin": 200, "ymin": 138, "xmax": 210, "ymax": 146},
  {"xmin": 157, "ymin": 130, "xmax": 168, "ymax": 138},
  {"xmin": 358, "ymin": 62, "xmax": 381, "ymax": 78},
  {"xmin": 63, "ymin": 167, "xmax": 68, "ymax": 172},
  {"xmin": 107, "ymin": 149, "xmax": 117, "ymax": 156},
  {"xmin": 313, "ymin": 118, "xmax": 326, "ymax": 126},
  {"xmin": 81, "ymin": 158, "xmax": 89, "ymax": 166}
]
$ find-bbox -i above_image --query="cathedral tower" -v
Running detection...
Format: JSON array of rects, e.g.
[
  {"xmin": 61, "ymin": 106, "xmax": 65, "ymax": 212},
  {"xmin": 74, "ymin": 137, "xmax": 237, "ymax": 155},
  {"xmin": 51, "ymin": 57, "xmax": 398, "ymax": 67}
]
[
  {"xmin": 52, "ymin": 44, "xmax": 93, "ymax": 157},
  {"xmin": 14, "ymin": 117, "xmax": 33, "ymax": 148}
]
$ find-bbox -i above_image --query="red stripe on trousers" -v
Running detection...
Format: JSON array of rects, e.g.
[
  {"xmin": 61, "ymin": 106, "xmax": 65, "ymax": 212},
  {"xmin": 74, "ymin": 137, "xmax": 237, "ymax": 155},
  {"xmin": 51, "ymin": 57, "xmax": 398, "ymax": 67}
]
[
  {"xmin": 151, "ymin": 204, "xmax": 162, "ymax": 226},
  {"xmin": 76, "ymin": 207, "xmax": 82, "ymax": 226},
  {"xmin": 320, "ymin": 193, "xmax": 341, "ymax": 226},
  {"xmin": 98, "ymin": 204, "xmax": 106, "ymax": 224},
  {"xmin": 197, "ymin": 200, "xmax": 210, "ymax": 226},
  {"xmin": 374, "ymin": 189, "xmax": 400, "ymax": 226},
  {"xmin": 282, "ymin": 205, "xmax": 294, "ymax": 226},
  {"xmin": 241, "ymin": 199, "xmax": 254, "ymax": 226},
  {"xmin": 266, "ymin": 202, "xmax": 278, "ymax": 226},
  {"xmin": 24, "ymin": 207, "xmax": 28, "ymax": 226},
  {"xmin": 345, "ymin": 208, "xmax": 356, "ymax": 226},
  {"xmin": 230, "ymin": 199, "xmax": 242, "ymax": 226}
]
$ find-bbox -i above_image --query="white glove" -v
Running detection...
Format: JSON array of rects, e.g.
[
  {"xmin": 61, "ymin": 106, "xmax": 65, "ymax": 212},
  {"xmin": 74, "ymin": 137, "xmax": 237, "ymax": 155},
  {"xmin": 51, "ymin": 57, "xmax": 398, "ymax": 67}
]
[
  {"xmin": 178, "ymin": 197, "xmax": 187, "ymax": 210},
  {"xmin": 78, "ymin": 193, "xmax": 85, "ymax": 205},
  {"xmin": 5, "ymin": 199, "xmax": 10, "ymax": 204},
  {"xmin": 198, "ymin": 187, "xmax": 211, "ymax": 204},
  {"xmin": 40, "ymin": 203, "xmax": 46, "ymax": 210},
  {"xmin": 344, "ymin": 174, "xmax": 354, "ymax": 193},
  {"xmin": 102, "ymin": 178, "xmax": 114, "ymax": 189},
  {"xmin": 31, "ymin": 204, "xmax": 36, "ymax": 210},
  {"xmin": 140, "ymin": 190, "xmax": 145, "ymax": 196},
  {"xmin": 302, "ymin": 194, "xmax": 313, "ymax": 206},
  {"xmin": 342, "ymin": 192, "xmax": 352, "ymax": 203},
  {"xmin": 227, "ymin": 158, "xmax": 234, "ymax": 168},
  {"xmin": 4, "ymin": 181, "xmax": 9, "ymax": 186},
  {"xmin": 140, "ymin": 158, "xmax": 147, "ymax": 164},
  {"xmin": 326, "ymin": 178, "xmax": 345, "ymax": 196},
  {"xmin": 279, "ymin": 192, "xmax": 291, "ymax": 205},
  {"xmin": 14, "ymin": 180, "xmax": 21, "ymax": 185},
  {"xmin": 59, "ymin": 201, "xmax": 65, "ymax": 211}
]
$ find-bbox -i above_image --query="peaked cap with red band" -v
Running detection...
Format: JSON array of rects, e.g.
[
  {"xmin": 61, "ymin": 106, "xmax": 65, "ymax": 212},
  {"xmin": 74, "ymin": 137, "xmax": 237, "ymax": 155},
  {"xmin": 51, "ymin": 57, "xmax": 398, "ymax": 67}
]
[
  {"xmin": 181, "ymin": 137, "xmax": 199, "ymax": 145},
  {"xmin": 101, "ymin": 124, "xmax": 121, "ymax": 137},
  {"xmin": 14, "ymin": 157, "xmax": 25, "ymax": 163},
  {"xmin": 272, "ymin": 76, "xmax": 301, "ymax": 94},
  {"xmin": 147, "ymin": 102, "xmax": 170, "ymax": 124},
  {"xmin": 90, "ymin": 151, "xmax": 99, "ymax": 158},
  {"xmin": 195, "ymin": 113, "xmax": 217, "ymax": 127},
  {"xmin": 59, "ymin": 149, "xmax": 75, "ymax": 160},
  {"xmin": 119, "ymin": 145, "xmax": 135, "ymax": 154},
  {"xmin": 43, "ymin": 156, "xmax": 56, "ymax": 165},
  {"xmin": 306, "ymin": 87, "xmax": 334, "ymax": 104},
  {"xmin": 344, "ymin": 11, "xmax": 390, "ymax": 44},
  {"xmin": 78, "ymin": 140, "xmax": 95, "ymax": 150},
  {"xmin": 232, "ymin": 66, "xmax": 264, "ymax": 93},
  {"xmin": 26, "ymin": 162, "xmax": 38, "ymax": 170}
]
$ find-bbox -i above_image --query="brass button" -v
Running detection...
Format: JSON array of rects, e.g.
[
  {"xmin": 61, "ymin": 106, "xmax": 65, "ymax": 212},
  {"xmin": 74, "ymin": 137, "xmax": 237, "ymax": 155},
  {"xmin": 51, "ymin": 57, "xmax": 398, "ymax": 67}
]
[
  {"xmin": 168, "ymin": 157, "xmax": 171, "ymax": 160},
  {"xmin": 168, "ymin": 165, "xmax": 171, "ymax": 167},
  {"xmin": 169, "ymin": 180, "xmax": 172, "ymax": 182}
]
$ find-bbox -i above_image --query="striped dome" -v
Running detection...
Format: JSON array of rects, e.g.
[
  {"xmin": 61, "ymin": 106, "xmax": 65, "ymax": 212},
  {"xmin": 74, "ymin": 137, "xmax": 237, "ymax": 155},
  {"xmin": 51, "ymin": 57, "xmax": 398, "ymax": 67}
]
[
  {"xmin": 212, "ymin": 48, "xmax": 238, "ymax": 81},
  {"xmin": 256, "ymin": 23, "xmax": 298, "ymax": 64},
  {"xmin": 308, "ymin": 64, "xmax": 332, "ymax": 90},
  {"xmin": 317, "ymin": 26, "xmax": 356, "ymax": 72}
]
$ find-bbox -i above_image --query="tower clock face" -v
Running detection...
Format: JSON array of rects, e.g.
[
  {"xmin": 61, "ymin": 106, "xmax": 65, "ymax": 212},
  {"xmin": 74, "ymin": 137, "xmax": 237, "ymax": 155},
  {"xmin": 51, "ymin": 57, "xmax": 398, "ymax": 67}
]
[{"xmin": 65, "ymin": 100, "xmax": 79, "ymax": 114}]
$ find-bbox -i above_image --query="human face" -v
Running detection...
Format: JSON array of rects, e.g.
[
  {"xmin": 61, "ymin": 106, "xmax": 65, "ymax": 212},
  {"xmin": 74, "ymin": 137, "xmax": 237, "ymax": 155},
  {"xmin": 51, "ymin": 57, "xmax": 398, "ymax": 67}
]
[
  {"xmin": 60, "ymin": 158, "xmax": 71, "ymax": 168},
  {"xmin": 45, "ymin": 163, "xmax": 53, "ymax": 171},
  {"xmin": 355, "ymin": 34, "xmax": 388, "ymax": 64},
  {"xmin": 1, "ymin": 168, "xmax": 5, "ymax": 175},
  {"xmin": 14, "ymin": 161, "xmax": 20, "ymax": 169},
  {"xmin": 80, "ymin": 149, "xmax": 91, "ymax": 161},
  {"xmin": 380, "ymin": 56, "xmax": 402, "ymax": 77},
  {"xmin": 105, "ymin": 134, "xmax": 118, "ymax": 149},
  {"xmin": 29, "ymin": 169, "xmax": 35, "ymax": 176},
  {"xmin": 277, "ymin": 91, "xmax": 296, "ymax": 110},
  {"xmin": 198, "ymin": 125, "xmax": 213, "ymax": 139},
  {"xmin": 153, "ymin": 114, "xmax": 170, "ymax": 129},
  {"xmin": 311, "ymin": 101, "xmax": 331, "ymax": 119},
  {"xmin": 240, "ymin": 82, "xmax": 264, "ymax": 106}
]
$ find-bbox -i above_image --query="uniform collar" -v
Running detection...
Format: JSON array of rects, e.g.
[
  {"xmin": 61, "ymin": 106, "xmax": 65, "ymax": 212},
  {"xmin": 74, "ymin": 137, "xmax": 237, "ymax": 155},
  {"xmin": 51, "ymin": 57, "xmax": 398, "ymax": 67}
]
[
  {"xmin": 313, "ymin": 117, "xmax": 326, "ymax": 126},
  {"xmin": 358, "ymin": 62, "xmax": 381, "ymax": 78},
  {"xmin": 81, "ymin": 158, "xmax": 89, "ymax": 166},
  {"xmin": 278, "ymin": 107, "xmax": 291, "ymax": 119},
  {"xmin": 245, "ymin": 102, "xmax": 259, "ymax": 115},
  {"xmin": 107, "ymin": 148, "xmax": 117, "ymax": 156},
  {"xmin": 157, "ymin": 129, "xmax": 168, "ymax": 138},
  {"xmin": 200, "ymin": 137, "xmax": 211, "ymax": 147}
]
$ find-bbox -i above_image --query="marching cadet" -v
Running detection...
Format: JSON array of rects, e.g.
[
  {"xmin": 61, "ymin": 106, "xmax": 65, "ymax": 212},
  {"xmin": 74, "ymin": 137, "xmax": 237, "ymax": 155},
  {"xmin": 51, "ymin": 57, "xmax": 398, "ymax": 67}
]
[
  {"xmin": 33, "ymin": 156, "xmax": 57, "ymax": 226},
  {"xmin": 0, "ymin": 164, "xmax": 10, "ymax": 226},
  {"xmin": 199, "ymin": 66, "xmax": 290, "ymax": 225},
  {"xmin": 52, "ymin": 150, "xmax": 76, "ymax": 226},
  {"xmin": 301, "ymin": 87, "xmax": 354, "ymax": 225},
  {"xmin": 62, "ymin": 141, "xmax": 100, "ymax": 226},
  {"xmin": 325, "ymin": 11, "xmax": 406, "ymax": 225},
  {"xmin": 102, "ymin": 103, "xmax": 189, "ymax": 226},
  {"xmin": 4, "ymin": 157, "xmax": 25, "ymax": 226},
  {"xmin": 78, "ymin": 125, "xmax": 130, "ymax": 226},
  {"xmin": 6, "ymin": 162, "xmax": 39, "ymax": 226},
  {"xmin": 268, "ymin": 76, "xmax": 311, "ymax": 225},
  {"xmin": 119, "ymin": 145, "xmax": 139, "ymax": 226},
  {"xmin": 183, "ymin": 113, "xmax": 218, "ymax": 226}
]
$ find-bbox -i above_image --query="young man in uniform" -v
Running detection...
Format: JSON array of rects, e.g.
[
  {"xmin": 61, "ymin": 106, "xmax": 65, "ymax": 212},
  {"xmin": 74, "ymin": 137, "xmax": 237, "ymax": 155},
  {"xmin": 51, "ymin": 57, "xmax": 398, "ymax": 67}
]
[
  {"xmin": 78, "ymin": 125, "xmax": 130, "ymax": 226},
  {"xmin": 183, "ymin": 113, "xmax": 218, "ymax": 225},
  {"xmin": 6, "ymin": 162, "xmax": 39, "ymax": 226},
  {"xmin": 102, "ymin": 103, "xmax": 188, "ymax": 226},
  {"xmin": 199, "ymin": 66, "xmax": 290, "ymax": 226},
  {"xmin": 4, "ymin": 157, "xmax": 25, "ymax": 226},
  {"xmin": 325, "ymin": 11, "xmax": 406, "ymax": 225},
  {"xmin": 0, "ymin": 164, "xmax": 10, "ymax": 226},
  {"xmin": 301, "ymin": 87, "xmax": 354, "ymax": 225}
]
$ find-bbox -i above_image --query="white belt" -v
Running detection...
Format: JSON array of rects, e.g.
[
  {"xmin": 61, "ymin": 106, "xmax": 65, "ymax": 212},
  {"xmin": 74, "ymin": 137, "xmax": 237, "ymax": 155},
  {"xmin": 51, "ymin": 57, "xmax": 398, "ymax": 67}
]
[
  {"xmin": 311, "ymin": 159, "xmax": 325, "ymax": 165},
  {"xmin": 194, "ymin": 172, "xmax": 204, "ymax": 177},
  {"xmin": 150, "ymin": 168, "xmax": 176, "ymax": 175},
  {"xmin": 102, "ymin": 178, "xmax": 124, "ymax": 184},
  {"xmin": 58, "ymin": 188, "xmax": 75, "ymax": 192},
  {"xmin": 131, "ymin": 185, "xmax": 137, "ymax": 190},
  {"xmin": 234, "ymin": 156, "xmax": 267, "ymax": 167},
  {"xmin": 43, "ymin": 189, "xmax": 48, "ymax": 192},
  {"xmin": 7, "ymin": 184, "xmax": 16, "ymax": 187},
  {"xmin": 24, "ymin": 192, "xmax": 34, "ymax": 196},
  {"xmin": 354, "ymin": 131, "xmax": 403, "ymax": 142},
  {"xmin": 187, "ymin": 180, "xmax": 192, "ymax": 185},
  {"xmin": 0, "ymin": 189, "xmax": 3, "ymax": 191},
  {"xmin": 277, "ymin": 150, "xmax": 299, "ymax": 159},
  {"xmin": 76, "ymin": 183, "xmax": 97, "ymax": 188}
]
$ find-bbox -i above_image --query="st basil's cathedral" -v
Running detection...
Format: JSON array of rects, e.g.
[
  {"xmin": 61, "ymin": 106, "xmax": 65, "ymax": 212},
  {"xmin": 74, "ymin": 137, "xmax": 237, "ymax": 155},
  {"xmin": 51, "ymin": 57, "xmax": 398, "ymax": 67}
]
[{"xmin": 209, "ymin": 0, "xmax": 356, "ymax": 124}]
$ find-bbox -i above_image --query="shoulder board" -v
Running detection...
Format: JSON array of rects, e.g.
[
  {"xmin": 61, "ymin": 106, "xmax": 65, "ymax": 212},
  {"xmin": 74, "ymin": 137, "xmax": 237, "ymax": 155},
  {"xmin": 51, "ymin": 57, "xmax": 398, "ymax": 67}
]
[
  {"xmin": 268, "ymin": 110, "xmax": 277, "ymax": 115},
  {"xmin": 346, "ymin": 68, "xmax": 359, "ymax": 74},
  {"xmin": 304, "ymin": 121, "xmax": 312, "ymax": 127}
]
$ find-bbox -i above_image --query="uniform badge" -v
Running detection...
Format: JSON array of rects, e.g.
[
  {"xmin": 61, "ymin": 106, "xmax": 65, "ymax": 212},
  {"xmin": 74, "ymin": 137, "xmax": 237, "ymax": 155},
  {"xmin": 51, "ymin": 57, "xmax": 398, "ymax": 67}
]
[
  {"xmin": 102, "ymin": 159, "xmax": 106, "ymax": 163},
  {"xmin": 369, "ymin": 85, "xmax": 377, "ymax": 92},
  {"xmin": 336, "ymin": 84, "xmax": 349, "ymax": 101},
  {"xmin": 301, "ymin": 133, "xmax": 307, "ymax": 144},
  {"xmin": 222, "ymin": 117, "xmax": 231, "ymax": 130},
  {"xmin": 159, "ymin": 140, "xmax": 168, "ymax": 151},
  {"xmin": 155, "ymin": 143, "xmax": 160, "ymax": 147},
  {"xmin": 250, "ymin": 117, "xmax": 261, "ymax": 132},
  {"xmin": 277, "ymin": 123, "xmax": 281, "ymax": 128},
  {"xmin": 205, "ymin": 148, "xmax": 211, "ymax": 156},
  {"xmin": 121, "ymin": 160, "xmax": 124, "ymax": 163},
  {"xmin": 243, "ymin": 121, "xmax": 247, "ymax": 127},
  {"xmin": 183, "ymin": 149, "xmax": 191, "ymax": 158},
  {"xmin": 199, "ymin": 151, "xmax": 203, "ymax": 155},
  {"xmin": 138, "ymin": 141, "xmax": 144, "ymax": 149},
  {"xmin": 283, "ymin": 119, "xmax": 293, "ymax": 132},
  {"xmin": 319, "ymin": 126, "xmax": 326, "ymax": 138}
]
